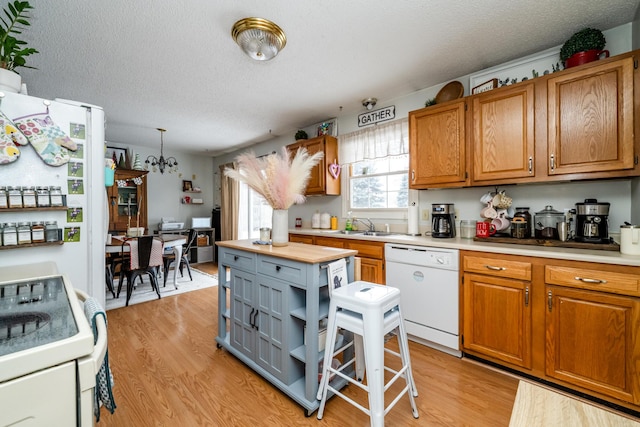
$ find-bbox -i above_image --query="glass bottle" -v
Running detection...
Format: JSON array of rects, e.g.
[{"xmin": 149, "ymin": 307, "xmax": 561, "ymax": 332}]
[
  {"xmin": 22, "ymin": 186, "xmax": 37, "ymax": 208},
  {"xmin": 45, "ymin": 220, "xmax": 59, "ymax": 242},
  {"xmin": 49, "ymin": 186, "xmax": 64, "ymax": 207},
  {"xmin": 2, "ymin": 222, "xmax": 17, "ymax": 246},
  {"xmin": 36, "ymin": 186, "xmax": 50, "ymax": 207},
  {"xmin": 31, "ymin": 221, "xmax": 45, "ymax": 243},
  {"xmin": 0, "ymin": 186, "xmax": 7, "ymax": 209},
  {"xmin": 17, "ymin": 221, "xmax": 32, "ymax": 244},
  {"xmin": 7, "ymin": 186, "xmax": 22, "ymax": 208}
]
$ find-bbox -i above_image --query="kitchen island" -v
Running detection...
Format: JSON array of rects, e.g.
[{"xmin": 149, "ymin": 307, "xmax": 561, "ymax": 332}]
[{"xmin": 215, "ymin": 240, "xmax": 357, "ymax": 415}]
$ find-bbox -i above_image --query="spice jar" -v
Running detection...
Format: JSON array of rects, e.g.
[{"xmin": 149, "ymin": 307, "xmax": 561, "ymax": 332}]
[
  {"xmin": 21, "ymin": 186, "xmax": 36, "ymax": 208},
  {"xmin": 31, "ymin": 221, "xmax": 45, "ymax": 243},
  {"xmin": 49, "ymin": 186, "xmax": 64, "ymax": 207},
  {"xmin": 2, "ymin": 222, "xmax": 17, "ymax": 246},
  {"xmin": 7, "ymin": 186, "xmax": 22, "ymax": 208},
  {"xmin": 36, "ymin": 186, "xmax": 50, "ymax": 207},
  {"xmin": 0, "ymin": 186, "xmax": 7, "ymax": 209},
  {"xmin": 45, "ymin": 221, "xmax": 59, "ymax": 242},
  {"xmin": 17, "ymin": 221, "xmax": 32, "ymax": 244}
]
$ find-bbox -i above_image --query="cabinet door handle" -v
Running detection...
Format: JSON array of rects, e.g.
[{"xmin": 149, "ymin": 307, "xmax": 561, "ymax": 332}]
[
  {"xmin": 528, "ymin": 157, "xmax": 533, "ymax": 174},
  {"xmin": 574, "ymin": 276, "xmax": 607, "ymax": 284},
  {"xmin": 548, "ymin": 291, "xmax": 553, "ymax": 312},
  {"xmin": 524, "ymin": 286, "xmax": 529, "ymax": 307},
  {"xmin": 249, "ymin": 308, "xmax": 255, "ymax": 328},
  {"xmin": 550, "ymin": 154, "xmax": 555, "ymax": 171},
  {"xmin": 252, "ymin": 310, "xmax": 259, "ymax": 331},
  {"xmin": 411, "ymin": 170, "xmax": 415, "ymax": 182},
  {"xmin": 276, "ymin": 265, "xmax": 281, "ymax": 272},
  {"xmin": 485, "ymin": 265, "xmax": 506, "ymax": 271}
]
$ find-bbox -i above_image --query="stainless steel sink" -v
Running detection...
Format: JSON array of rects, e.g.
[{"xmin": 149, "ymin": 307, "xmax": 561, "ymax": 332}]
[
  {"xmin": 339, "ymin": 230, "xmax": 365, "ymax": 235},
  {"xmin": 362, "ymin": 231, "xmax": 395, "ymax": 236}
]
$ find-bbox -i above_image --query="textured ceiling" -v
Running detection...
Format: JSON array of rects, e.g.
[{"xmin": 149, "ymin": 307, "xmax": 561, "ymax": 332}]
[{"xmin": 17, "ymin": 0, "xmax": 640, "ymax": 156}]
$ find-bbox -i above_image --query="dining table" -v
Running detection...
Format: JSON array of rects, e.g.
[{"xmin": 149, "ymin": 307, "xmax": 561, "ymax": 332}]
[{"xmin": 105, "ymin": 234, "xmax": 187, "ymax": 289}]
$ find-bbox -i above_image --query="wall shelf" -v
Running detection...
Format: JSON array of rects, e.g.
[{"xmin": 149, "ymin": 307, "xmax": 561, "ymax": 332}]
[
  {"xmin": 0, "ymin": 241, "xmax": 64, "ymax": 250},
  {"xmin": 0, "ymin": 206, "xmax": 67, "ymax": 212}
]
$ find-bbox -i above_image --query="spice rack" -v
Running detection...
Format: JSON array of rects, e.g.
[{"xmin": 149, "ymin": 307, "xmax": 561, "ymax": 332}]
[{"xmin": 0, "ymin": 206, "xmax": 66, "ymax": 249}]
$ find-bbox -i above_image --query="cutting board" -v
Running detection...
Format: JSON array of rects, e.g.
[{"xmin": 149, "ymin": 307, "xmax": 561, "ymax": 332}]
[{"xmin": 473, "ymin": 236, "xmax": 620, "ymax": 251}]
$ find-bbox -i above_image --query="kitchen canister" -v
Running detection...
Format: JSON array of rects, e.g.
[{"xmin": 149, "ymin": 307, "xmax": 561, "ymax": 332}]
[
  {"xmin": 460, "ymin": 220, "xmax": 476, "ymax": 238},
  {"xmin": 311, "ymin": 211, "xmax": 320, "ymax": 229},
  {"xmin": 320, "ymin": 212, "xmax": 331, "ymax": 229},
  {"xmin": 620, "ymin": 224, "xmax": 640, "ymax": 255}
]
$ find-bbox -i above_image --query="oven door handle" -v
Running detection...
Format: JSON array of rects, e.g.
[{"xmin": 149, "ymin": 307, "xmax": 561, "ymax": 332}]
[{"xmin": 76, "ymin": 289, "xmax": 108, "ymax": 372}]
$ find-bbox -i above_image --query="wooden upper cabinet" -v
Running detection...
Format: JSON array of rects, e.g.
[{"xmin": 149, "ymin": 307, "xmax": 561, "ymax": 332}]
[
  {"xmin": 546, "ymin": 56, "xmax": 636, "ymax": 176},
  {"xmin": 471, "ymin": 82, "xmax": 535, "ymax": 183},
  {"xmin": 287, "ymin": 135, "xmax": 339, "ymax": 196},
  {"xmin": 409, "ymin": 100, "xmax": 467, "ymax": 188}
]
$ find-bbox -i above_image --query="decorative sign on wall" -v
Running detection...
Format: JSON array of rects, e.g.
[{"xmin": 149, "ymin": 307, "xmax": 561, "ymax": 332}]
[{"xmin": 358, "ymin": 105, "xmax": 395, "ymax": 127}]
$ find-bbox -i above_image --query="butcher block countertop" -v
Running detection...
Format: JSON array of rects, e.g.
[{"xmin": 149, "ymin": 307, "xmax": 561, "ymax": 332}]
[
  {"xmin": 289, "ymin": 229, "xmax": 640, "ymax": 267},
  {"xmin": 216, "ymin": 239, "xmax": 357, "ymax": 263}
]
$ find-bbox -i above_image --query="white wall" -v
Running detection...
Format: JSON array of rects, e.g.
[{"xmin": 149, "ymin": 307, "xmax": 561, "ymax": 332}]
[{"xmin": 107, "ymin": 143, "xmax": 214, "ymax": 231}]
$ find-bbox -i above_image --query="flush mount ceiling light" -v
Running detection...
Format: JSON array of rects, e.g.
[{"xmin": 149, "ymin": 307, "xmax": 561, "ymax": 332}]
[
  {"xmin": 145, "ymin": 128, "xmax": 178, "ymax": 174},
  {"xmin": 231, "ymin": 17, "xmax": 287, "ymax": 61},
  {"xmin": 362, "ymin": 98, "xmax": 377, "ymax": 110}
]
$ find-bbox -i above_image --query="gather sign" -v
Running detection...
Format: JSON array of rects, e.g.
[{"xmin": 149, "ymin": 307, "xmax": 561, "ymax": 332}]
[{"xmin": 357, "ymin": 105, "xmax": 395, "ymax": 127}]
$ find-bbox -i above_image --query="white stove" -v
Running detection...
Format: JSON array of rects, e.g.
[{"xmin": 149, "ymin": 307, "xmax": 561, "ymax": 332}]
[{"xmin": 0, "ymin": 262, "xmax": 105, "ymax": 426}]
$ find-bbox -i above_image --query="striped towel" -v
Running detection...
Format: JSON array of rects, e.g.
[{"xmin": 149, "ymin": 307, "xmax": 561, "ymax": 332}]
[
  {"xmin": 84, "ymin": 297, "xmax": 116, "ymax": 421},
  {"xmin": 126, "ymin": 238, "xmax": 163, "ymax": 269}
]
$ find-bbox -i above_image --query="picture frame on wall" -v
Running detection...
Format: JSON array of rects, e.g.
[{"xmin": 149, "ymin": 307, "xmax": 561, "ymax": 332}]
[
  {"xmin": 182, "ymin": 180, "xmax": 193, "ymax": 192},
  {"xmin": 472, "ymin": 78, "xmax": 498, "ymax": 95},
  {"xmin": 314, "ymin": 118, "xmax": 338, "ymax": 137},
  {"xmin": 106, "ymin": 146, "xmax": 128, "ymax": 168}
]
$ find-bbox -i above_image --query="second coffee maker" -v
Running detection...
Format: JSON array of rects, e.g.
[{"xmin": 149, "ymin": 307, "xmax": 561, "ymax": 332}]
[{"xmin": 432, "ymin": 203, "xmax": 456, "ymax": 238}]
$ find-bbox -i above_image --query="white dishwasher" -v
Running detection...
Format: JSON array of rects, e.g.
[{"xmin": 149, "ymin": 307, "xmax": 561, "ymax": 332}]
[{"xmin": 385, "ymin": 243, "xmax": 461, "ymax": 357}]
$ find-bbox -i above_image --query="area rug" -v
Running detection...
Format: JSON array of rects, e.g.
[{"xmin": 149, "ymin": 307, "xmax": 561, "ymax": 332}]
[
  {"xmin": 106, "ymin": 268, "xmax": 217, "ymax": 310},
  {"xmin": 509, "ymin": 380, "xmax": 640, "ymax": 426}
]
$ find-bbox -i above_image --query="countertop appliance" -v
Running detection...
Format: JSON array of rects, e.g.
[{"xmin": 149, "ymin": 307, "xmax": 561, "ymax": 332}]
[
  {"xmin": 575, "ymin": 199, "xmax": 610, "ymax": 243},
  {"xmin": 0, "ymin": 92, "xmax": 106, "ymax": 307},
  {"xmin": 431, "ymin": 203, "xmax": 456, "ymax": 238},
  {"xmin": 385, "ymin": 243, "xmax": 461, "ymax": 357},
  {"xmin": 0, "ymin": 262, "xmax": 107, "ymax": 426},
  {"xmin": 159, "ymin": 217, "xmax": 185, "ymax": 231}
]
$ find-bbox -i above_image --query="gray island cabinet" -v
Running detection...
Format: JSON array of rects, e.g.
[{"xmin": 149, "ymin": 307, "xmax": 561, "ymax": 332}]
[{"xmin": 215, "ymin": 240, "xmax": 357, "ymax": 415}]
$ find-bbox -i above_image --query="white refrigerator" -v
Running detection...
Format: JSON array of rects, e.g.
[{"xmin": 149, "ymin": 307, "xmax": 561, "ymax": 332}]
[{"xmin": 0, "ymin": 91, "xmax": 106, "ymax": 306}]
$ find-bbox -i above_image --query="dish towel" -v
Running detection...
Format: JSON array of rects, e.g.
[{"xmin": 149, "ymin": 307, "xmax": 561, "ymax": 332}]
[
  {"xmin": 84, "ymin": 297, "xmax": 116, "ymax": 421},
  {"xmin": 326, "ymin": 258, "xmax": 348, "ymax": 297}
]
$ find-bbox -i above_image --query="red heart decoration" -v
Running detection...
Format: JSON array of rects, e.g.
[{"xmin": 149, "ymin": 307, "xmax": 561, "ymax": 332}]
[{"xmin": 329, "ymin": 162, "xmax": 341, "ymax": 179}]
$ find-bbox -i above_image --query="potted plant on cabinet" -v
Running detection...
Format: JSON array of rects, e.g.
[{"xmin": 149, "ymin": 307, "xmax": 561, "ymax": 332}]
[
  {"xmin": 0, "ymin": 1, "xmax": 38, "ymax": 93},
  {"xmin": 295, "ymin": 130, "xmax": 308, "ymax": 140},
  {"xmin": 560, "ymin": 28, "xmax": 608, "ymax": 69}
]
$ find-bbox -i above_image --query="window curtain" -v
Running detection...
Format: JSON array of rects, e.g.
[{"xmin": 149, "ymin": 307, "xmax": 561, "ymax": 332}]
[
  {"xmin": 219, "ymin": 162, "xmax": 239, "ymax": 241},
  {"xmin": 338, "ymin": 117, "xmax": 408, "ymax": 165}
]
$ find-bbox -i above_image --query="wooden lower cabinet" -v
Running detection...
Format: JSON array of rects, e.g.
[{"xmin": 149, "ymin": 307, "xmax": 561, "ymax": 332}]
[
  {"xmin": 461, "ymin": 250, "xmax": 640, "ymax": 410},
  {"xmin": 289, "ymin": 234, "xmax": 385, "ymax": 284}
]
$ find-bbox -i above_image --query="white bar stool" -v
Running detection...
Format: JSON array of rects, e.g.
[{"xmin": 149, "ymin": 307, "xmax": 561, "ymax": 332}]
[{"xmin": 316, "ymin": 280, "xmax": 419, "ymax": 426}]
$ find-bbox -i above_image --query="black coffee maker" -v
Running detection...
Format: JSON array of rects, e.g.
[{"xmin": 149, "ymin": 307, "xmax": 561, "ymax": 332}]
[
  {"xmin": 575, "ymin": 199, "xmax": 610, "ymax": 243},
  {"xmin": 432, "ymin": 203, "xmax": 456, "ymax": 238}
]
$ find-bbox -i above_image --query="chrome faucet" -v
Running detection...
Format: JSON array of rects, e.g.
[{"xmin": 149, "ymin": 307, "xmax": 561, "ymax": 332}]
[{"xmin": 356, "ymin": 218, "xmax": 376, "ymax": 232}]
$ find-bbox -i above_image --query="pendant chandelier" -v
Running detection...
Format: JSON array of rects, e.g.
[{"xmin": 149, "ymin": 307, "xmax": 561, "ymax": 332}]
[
  {"xmin": 231, "ymin": 17, "xmax": 286, "ymax": 61},
  {"xmin": 145, "ymin": 128, "xmax": 178, "ymax": 174}
]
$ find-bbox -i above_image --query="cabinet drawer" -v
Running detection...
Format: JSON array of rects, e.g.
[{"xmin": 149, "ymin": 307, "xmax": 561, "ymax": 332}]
[
  {"xmin": 463, "ymin": 256, "xmax": 531, "ymax": 281},
  {"xmin": 219, "ymin": 248, "xmax": 256, "ymax": 272},
  {"xmin": 258, "ymin": 255, "xmax": 305, "ymax": 285},
  {"xmin": 345, "ymin": 241, "xmax": 384, "ymax": 259},
  {"xmin": 289, "ymin": 234, "xmax": 314, "ymax": 244},
  {"xmin": 545, "ymin": 265, "xmax": 640, "ymax": 296},
  {"xmin": 314, "ymin": 236, "xmax": 344, "ymax": 248}
]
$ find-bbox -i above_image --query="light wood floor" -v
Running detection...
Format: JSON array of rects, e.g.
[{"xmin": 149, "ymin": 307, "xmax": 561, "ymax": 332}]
[{"xmin": 100, "ymin": 262, "xmax": 520, "ymax": 426}]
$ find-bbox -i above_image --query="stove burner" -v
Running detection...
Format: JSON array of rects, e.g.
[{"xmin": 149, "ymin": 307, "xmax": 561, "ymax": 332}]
[{"xmin": 0, "ymin": 312, "xmax": 51, "ymax": 341}]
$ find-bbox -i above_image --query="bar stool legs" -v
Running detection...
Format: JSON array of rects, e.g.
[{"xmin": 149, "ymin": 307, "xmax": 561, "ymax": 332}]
[{"xmin": 316, "ymin": 281, "xmax": 419, "ymax": 426}]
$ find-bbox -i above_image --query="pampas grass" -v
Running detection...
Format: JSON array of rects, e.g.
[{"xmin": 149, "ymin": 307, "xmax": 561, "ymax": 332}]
[{"xmin": 224, "ymin": 146, "xmax": 323, "ymax": 209}]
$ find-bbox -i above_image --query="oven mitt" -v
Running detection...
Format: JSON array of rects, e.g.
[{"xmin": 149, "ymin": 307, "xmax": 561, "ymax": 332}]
[
  {"xmin": 0, "ymin": 110, "xmax": 28, "ymax": 165},
  {"xmin": 14, "ymin": 111, "xmax": 75, "ymax": 166}
]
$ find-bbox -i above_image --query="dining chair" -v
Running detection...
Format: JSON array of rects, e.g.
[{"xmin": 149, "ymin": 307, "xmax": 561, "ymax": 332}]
[
  {"xmin": 117, "ymin": 235, "xmax": 162, "ymax": 306},
  {"xmin": 162, "ymin": 228, "xmax": 198, "ymax": 287}
]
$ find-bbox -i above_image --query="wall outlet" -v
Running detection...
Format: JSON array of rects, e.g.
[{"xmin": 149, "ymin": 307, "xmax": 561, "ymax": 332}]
[{"xmin": 421, "ymin": 209, "xmax": 429, "ymax": 220}]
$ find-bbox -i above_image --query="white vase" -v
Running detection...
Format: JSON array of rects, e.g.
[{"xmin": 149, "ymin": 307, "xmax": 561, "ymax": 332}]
[
  {"xmin": 271, "ymin": 209, "xmax": 289, "ymax": 247},
  {"xmin": 0, "ymin": 68, "xmax": 21, "ymax": 93}
]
